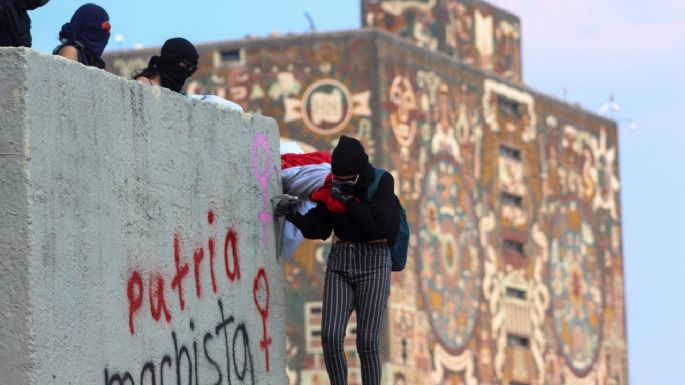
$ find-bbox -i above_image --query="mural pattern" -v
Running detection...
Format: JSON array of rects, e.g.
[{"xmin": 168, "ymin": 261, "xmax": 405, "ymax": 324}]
[
  {"xmin": 105, "ymin": 23, "xmax": 627, "ymax": 385},
  {"xmin": 418, "ymin": 158, "xmax": 481, "ymax": 353},
  {"xmin": 363, "ymin": 0, "xmax": 522, "ymax": 82}
]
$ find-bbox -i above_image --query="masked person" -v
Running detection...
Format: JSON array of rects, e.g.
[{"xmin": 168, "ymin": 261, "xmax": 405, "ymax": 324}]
[
  {"xmin": 275, "ymin": 135, "xmax": 400, "ymax": 385},
  {"xmin": 53, "ymin": 3, "xmax": 110, "ymax": 69},
  {"xmin": 133, "ymin": 37, "xmax": 198, "ymax": 93},
  {"xmin": 0, "ymin": 0, "xmax": 49, "ymax": 47}
]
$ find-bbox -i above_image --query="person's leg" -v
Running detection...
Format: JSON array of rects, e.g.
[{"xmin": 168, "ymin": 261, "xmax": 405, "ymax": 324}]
[
  {"xmin": 322, "ymin": 268, "xmax": 355, "ymax": 385},
  {"xmin": 353, "ymin": 245, "xmax": 391, "ymax": 385}
]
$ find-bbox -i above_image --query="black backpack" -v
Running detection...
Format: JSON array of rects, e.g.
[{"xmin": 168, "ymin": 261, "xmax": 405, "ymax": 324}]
[{"xmin": 366, "ymin": 168, "xmax": 410, "ymax": 272}]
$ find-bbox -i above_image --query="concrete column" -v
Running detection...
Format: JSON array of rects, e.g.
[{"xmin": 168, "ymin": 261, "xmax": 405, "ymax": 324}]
[{"xmin": 0, "ymin": 47, "xmax": 287, "ymax": 385}]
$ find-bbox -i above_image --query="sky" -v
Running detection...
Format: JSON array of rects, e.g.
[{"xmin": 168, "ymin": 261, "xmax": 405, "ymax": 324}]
[{"xmin": 28, "ymin": 1, "xmax": 685, "ymax": 384}]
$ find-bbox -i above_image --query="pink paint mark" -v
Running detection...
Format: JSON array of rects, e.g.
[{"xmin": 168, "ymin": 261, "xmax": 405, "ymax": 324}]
[
  {"xmin": 253, "ymin": 267, "xmax": 272, "ymax": 371},
  {"xmin": 251, "ymin": 133, "xmax": 274, "ymax": 248}
]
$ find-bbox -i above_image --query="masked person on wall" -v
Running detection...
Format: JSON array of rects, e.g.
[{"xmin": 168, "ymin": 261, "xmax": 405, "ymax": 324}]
[
  {"xmin": 0, "ymin": 0, "xmax": 49, "ymax": 47},
  {"xmin": 275, "ymin": 135, "xmax": 400, "ymax": 385},
  {"xmin": 53, "ymin": 3, "xmax": 110, "ymax": 69},
  {"xmin": 133, "ymin": 37, "xmax": 198, "ymax": 93}
]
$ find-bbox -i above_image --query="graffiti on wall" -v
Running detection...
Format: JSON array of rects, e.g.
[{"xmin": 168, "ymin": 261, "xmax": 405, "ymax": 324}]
[{"xmin": 105, "ymin": 134, "xmax": 278, "ymax": 385}]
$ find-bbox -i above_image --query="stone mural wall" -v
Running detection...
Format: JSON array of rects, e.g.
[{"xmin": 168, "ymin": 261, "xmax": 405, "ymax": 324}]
[{"xmin": 362, "ymin": 0, "xmax": 522, "ymax": 82}]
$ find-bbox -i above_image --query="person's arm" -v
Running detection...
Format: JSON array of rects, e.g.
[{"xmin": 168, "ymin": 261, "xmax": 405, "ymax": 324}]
[
  {"xmin": 287, "ymin": 203, "xmax": 333, "ymax": 240},
  {"xmin": 56, "ymin": 45, "xmax": 78, "ymax": 61},
  {"xmin": 344, "ymin": 172, "xmax": 398, "ymax": 239}
]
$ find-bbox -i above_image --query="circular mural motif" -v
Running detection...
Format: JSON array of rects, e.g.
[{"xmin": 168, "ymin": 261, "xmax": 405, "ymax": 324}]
[
  {"xmin": 418, "ymin": 159, "xmax": 481, "ymax": 352},
  {"xmin": 549, "ymin": 200, "xmax": 604, "ymax": 374},
  {"xmin": 301, "ymin": 79, "xmax": 353, "ymax": 135}
]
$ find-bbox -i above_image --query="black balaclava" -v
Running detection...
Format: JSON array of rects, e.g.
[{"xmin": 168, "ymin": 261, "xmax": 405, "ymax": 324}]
[
  {"xmin": 56, "ymin": 3, "xmax": 110, "ymax": 68},
  {"xmin": 148, "ymin": 37, "xmax": 198, "ymax": 92},
  {"xmin": 331, "ymin": 135, "xmax": 374, "ymax": 195}
]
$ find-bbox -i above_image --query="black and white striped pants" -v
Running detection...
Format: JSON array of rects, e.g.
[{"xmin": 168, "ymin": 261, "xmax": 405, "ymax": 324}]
[{"xmin": 321, "ymin": 241, "xmax": 391, "ymax": 385}]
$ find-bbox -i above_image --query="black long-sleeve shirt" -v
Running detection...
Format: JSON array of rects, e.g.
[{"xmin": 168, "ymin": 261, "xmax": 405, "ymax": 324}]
[
  {"xmin": 0, "ymin": 0, "xmax": 32, "ymax": 47},
  {"xmin": 288, "ymin": 172, "xmax": 400, "ymax": 243}
]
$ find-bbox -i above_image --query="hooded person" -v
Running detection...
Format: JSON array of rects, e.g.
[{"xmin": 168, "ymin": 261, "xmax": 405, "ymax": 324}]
[
  {"xmin": 274, "ymin": 135, "xmax": 400, "ymax": 385},
  {"xmin": 0, "ymin": 0, "xmax": 50, "ymax": 47},
  {"xmin": 133, "ymin": 37, "xmax": 198, "ymax": 93},
  {"xmin": 330, "ymin": 135, "xmax": 376, "ymax": 196},
  {"xmin": 53, "ymin": 3, "xmax": 110, "ymax": 68}
]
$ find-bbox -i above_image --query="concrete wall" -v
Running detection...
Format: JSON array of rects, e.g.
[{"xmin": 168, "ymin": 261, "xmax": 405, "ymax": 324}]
[{"xmin": 0, "ymin": 47, "xmax": 287, "ymax": 385}]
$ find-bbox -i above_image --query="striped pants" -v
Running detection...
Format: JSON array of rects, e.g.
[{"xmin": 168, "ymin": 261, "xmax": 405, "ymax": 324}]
[{"xmin": 322, "ymin": 241, "xmax": 391, "ymax": 385}]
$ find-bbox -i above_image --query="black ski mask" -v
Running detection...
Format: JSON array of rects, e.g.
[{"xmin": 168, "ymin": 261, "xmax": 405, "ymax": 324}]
[
  {"xmin": 331, "ymin": 135, "xmax": 374, "ymax": 195},
  {"xmin": 148, "ymin": 37, "xmax": 198, "ymax": 93}
]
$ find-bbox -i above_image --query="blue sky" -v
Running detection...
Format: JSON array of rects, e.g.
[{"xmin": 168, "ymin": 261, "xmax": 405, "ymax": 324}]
[{"xmin": 29, "ymin": 1, "xmax": 685, "ymax": 383}]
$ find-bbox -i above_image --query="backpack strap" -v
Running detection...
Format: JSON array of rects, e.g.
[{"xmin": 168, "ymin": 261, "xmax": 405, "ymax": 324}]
[{"xmin": 366, "ymin": 168, "xmax": 386, "ymax": 202}]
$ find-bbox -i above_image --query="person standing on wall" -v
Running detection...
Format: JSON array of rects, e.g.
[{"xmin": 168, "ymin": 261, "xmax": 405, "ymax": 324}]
[
  {"xmin": 275, "ymin": 135, "xmax": 400, "ymax": 385},
  {"xmin": 53, "ymin": 3, "xmax": 111, "ymax": 68},
  {"xmin": 0, "ymin": 0, "xmax": 49, "ymax": 47}
]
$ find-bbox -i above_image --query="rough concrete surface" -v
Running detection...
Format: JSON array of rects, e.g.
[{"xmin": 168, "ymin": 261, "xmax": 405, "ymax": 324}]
[{"xmin": 0, "ymin": 47, "xmax": 287, "ymax": 385}]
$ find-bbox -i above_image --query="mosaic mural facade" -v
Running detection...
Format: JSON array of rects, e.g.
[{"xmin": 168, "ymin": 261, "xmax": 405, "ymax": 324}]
[
  {"xmin": 362, "ymin": 0, "xmax": 522, "ymax": 82},
  {"xmin": 105, "ymin": 9, "xmax": 627, "ymax": 385}
]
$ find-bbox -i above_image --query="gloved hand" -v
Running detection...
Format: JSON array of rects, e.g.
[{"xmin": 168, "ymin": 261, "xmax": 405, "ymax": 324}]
[
  {"xmin": 274, "ymin": 201, "xmax": 295, "ymax": 217},
  {"xmin": 331, "ymin": 185, "xmax": 354, "ymax": 203}
]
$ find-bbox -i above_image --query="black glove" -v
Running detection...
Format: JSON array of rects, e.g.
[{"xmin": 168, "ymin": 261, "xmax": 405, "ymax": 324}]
[
  {"xmin": 331, "ymin": 185, "xmax": 354, "ymax": 203},
  {"xmin": 274, "ymin": 201, "xmax": 294, "ymax": 217}
]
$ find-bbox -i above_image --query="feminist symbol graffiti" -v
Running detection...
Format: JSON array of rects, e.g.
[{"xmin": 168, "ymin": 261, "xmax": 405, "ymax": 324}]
[
  {"xmin": 253, "ymin": 267, "xmax": 272, "ymax": 371},
  {"xmin": 252, "ymin": 134, "xmax": 275, "ymax": 249}
]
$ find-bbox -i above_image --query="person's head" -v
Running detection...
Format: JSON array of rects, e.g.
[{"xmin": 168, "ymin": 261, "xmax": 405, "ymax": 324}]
[
  {"xmin": 331, "ymin": 135, "xmax": 373, "ymax": 194},
  {"xmin": 58, "ymin": 3, "xmax": 110, "ymax": 58},
  {"xmin": 19, "ymin": 0, "xmax": 50, "ymax": 10},
  {"xmin": 135, "ymin": 37, "xmax": 198, "ymax": 93}
]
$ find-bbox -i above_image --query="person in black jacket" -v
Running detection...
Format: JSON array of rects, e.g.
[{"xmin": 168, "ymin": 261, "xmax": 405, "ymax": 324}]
[
  {"xmin": 0, "ymin": 0, "xmax": 49, "ymax": 47},
  {"xmin": 275, "ymin": 135, "xmax": 400, "ymax": 385}
]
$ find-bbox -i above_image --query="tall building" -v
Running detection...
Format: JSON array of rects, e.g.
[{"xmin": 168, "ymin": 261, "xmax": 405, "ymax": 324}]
[{"xmin": 105, "ymin": 1, "xmax": 628, "ymax": 384}]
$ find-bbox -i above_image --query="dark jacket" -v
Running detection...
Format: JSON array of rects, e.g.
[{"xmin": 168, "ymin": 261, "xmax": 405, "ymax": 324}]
[
  {"xmin": 0, "ymin": 0, "xmax": 32, "ymax": 47},
  {"xmin": 288, "ymin": 171, "xmax": 400, "ymax": 243},
  {"xmin": 0, "ymin": 0, "xmax": 47, "ymax": 47}
]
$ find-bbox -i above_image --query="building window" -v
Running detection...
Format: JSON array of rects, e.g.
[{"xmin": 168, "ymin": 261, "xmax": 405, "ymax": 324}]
[
  {"xmin": 507, "ymin": 334, "xmax": 530, "ymax": 348},
  {"xmin": 214, "ymin": 48, "xmax": 244, "ymax": 67},
  {"xmin": 501, "ymin": 192, "xmax": 523, "ymax": 207},
  {"xmin": 506, "ymin": 287, "xmax": 527, "ymax": 300},
  {"xmin": 499, "ymin": 145, "xmax": 521, "ymax": 160},
  {"xmin": 221, "ymin": 48, "xmax": 241, "ymax": 62},
  {"xmin": 503, "ymin": 239, "xmax": 525, "ymax": 254},
  {"xmin": 498, "ymin": 95, "xmax": 522, "ymax": 117}
]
